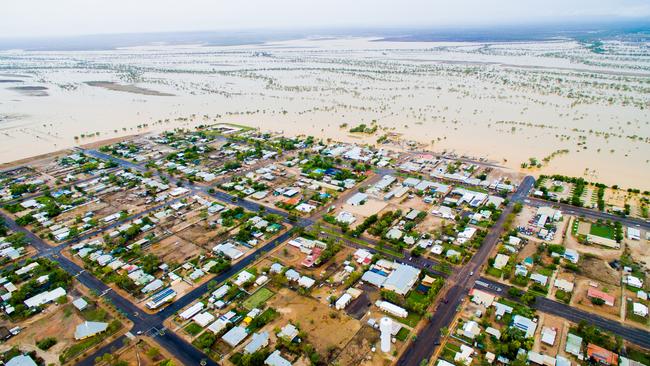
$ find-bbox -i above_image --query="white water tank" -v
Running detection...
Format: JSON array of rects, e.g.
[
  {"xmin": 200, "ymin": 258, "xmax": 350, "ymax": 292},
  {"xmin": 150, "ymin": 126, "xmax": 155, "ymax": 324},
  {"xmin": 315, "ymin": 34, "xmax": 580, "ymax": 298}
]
[{"xmin": 380, "ymin": 317, "xmax": 392, "ymax": 353}]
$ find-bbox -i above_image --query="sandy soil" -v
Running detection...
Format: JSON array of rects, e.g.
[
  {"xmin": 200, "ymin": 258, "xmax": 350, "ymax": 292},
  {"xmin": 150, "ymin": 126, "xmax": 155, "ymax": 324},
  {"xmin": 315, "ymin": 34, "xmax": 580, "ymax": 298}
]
[{"xmin": 267, "ymin": 288, "xmax": 362, "ymax": 356}]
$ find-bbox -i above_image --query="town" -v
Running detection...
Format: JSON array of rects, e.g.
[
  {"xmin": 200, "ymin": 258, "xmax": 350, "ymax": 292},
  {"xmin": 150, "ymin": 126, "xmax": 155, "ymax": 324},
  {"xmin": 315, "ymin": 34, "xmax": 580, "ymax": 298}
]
[{"xmin": 0, "ymin": 123, "xmax": 647, "ymax": 366}]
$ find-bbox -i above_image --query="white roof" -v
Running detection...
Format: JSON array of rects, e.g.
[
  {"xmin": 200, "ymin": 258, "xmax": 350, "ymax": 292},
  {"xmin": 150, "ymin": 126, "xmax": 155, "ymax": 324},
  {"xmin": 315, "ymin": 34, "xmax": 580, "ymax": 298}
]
[
  {"xmin": 6, "ymin": 355, "xmax": 38, "ymax": 366},
  {"xmin": 265, "ymin": 350, "xmax": 292, "ymax": 366},
  {"xmin": 180, "ymin": 302, "xmax": 204, "ymax": 320},
  {"xmin": 222, "ymin": 326, "xmax": 248, "ymax": 347},
  {"xmin": 193, "ymin": 312, "xmax": 216, "ymax": 327},
  {"xmin": 74, "ymin": 321, "xmax": 108, "ymax": 340}
]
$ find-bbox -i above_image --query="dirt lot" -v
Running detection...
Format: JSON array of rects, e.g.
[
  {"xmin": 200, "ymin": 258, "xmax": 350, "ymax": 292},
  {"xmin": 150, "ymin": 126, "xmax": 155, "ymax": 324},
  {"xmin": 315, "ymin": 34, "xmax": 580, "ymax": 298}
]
[
  {"xmin": 626, "ymin": 236, "xmax": 650, "ymax": 271},
  {"xmin": 267, "ymin": 288, "xmax": 362, "ymax": 356},
  {"xmin": 176, "ymin": 221, "xmax": 229, "ymax": 248},
  {"xmin": 333, "ymin": 325, "xmax": 389, "ymax": 366},
  {"xmin": 0, "ymin": 302, "xmax": 84, "ymax": 365},
  {"xmin": 533, "ymin": 313, "xmax": 567, "ymax": 355},
  {"xmin": 578, "ymin": 256, "xmax": 620, "ymax": 285},
  {"xmin": 571, "ymin": 276, "xmax": 621, "ymax": 320},
  {"xmin": 149, "ymin": 234, "xmax": 204, "ymax": 265},
  {"xmin": 113, "ymin": 337, "xmax": 178, "ymax": 366}
]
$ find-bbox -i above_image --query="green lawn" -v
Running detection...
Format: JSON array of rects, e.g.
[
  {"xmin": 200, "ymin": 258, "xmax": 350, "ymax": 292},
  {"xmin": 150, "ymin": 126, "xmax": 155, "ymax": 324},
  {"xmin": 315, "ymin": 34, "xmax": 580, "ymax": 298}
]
[
  {"xmin": 242, "ymin": 287, "xmax": 274, "ymax": 310},
  {"xmin": 486, "ymin": 267, "xmax": 502, "ymax": 278},
  {"xmin": 184, "ymin": 322, "xmax": 204, "ymax": 336},
  {"xmin": 396, "ymin": 312, "xmax": 422, "ymax": 328},
  {"xmin": 395, "ymin": 327, "xmax": 410, "ymax": 342},
  {"xmin": 589, "ymin": 223, "xmax": 615, "ymax": 240}
]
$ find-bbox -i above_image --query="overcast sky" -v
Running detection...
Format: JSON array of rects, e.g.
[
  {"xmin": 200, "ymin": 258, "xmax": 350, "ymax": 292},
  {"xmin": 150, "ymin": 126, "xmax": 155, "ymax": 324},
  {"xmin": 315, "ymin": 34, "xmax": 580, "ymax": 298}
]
[{"xmin": 2, "ymin": 0, "xmax": 650, "ymax": 38}]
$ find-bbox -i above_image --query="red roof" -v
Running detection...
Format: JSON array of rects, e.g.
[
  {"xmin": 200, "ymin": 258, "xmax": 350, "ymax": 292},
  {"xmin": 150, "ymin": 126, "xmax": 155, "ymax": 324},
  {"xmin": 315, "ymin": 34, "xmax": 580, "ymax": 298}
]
[
  {"xmin": 587, "ymin": 288, "xmax": 615, "ymax": 305},
  {"xmin": 587, "ymin": 343, "xmax": 618, "ymax": 365}
]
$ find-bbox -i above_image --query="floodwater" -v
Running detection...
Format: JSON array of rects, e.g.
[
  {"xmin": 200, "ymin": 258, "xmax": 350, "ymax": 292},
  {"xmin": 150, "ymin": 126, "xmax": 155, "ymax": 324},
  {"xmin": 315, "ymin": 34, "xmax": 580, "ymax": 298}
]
[{"xmin": 0, "ymin": 38, "xmax": 648, "ymax": 189}]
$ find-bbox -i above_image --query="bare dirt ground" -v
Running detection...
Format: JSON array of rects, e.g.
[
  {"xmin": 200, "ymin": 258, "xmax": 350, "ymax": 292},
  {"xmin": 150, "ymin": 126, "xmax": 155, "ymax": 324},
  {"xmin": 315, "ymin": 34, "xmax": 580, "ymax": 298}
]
[
  {"xmin": 176, "ymin": 221, "xmax": 228, "ymax": 248},
  {"xmin": 333, "ymin": 325, "xmax": 389, "ymax": 366},
  {"xmin": 533, "ymin": 313, "xmax": 566, "ymax": 355},
  {"xmin": 626, "ymin": 237, "xmax": 650, "ymax": 271},
  {"xmin": 578, "ymin": 256, "xmax": 620, "ymax": 285},
  {"xmin": 0, "ymin": 302, "xmax": 84, "ymax": 365},
  {"xmin": 149, "ymin": 234, "xmax": 203, "ymax": 265},
  {"xmin": 267, "ymin": 288, "xmax": 361, "ymax": 356}
]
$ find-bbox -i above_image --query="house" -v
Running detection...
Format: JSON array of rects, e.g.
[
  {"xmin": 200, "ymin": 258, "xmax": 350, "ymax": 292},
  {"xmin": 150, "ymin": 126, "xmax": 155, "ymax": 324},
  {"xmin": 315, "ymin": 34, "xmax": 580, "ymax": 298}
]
[
  {"xmin": 554, "ymin": 279, "xmax": 574, "ymax": 292},
  {"xmin": 624, "ymin": 275, "xmax": 643, "ymax": 289},
  {"xmin": 72, "ymin": 298, "xmax": 88, "ymax": 311},
  {"xmin": 587, "ymin": 288, "xmax": 615, "ymax": 306},
  {"xmin": 565, "ymin": 333, "xmax": 583, "ymax": 357},
  {"xmin": 454, "ymin": 344, "xmax": 474, "ymax": 365},
  {"xmin": 244, "ymin": 331, "xmax": 269, "ymax": 354},
  {"xmin": 486, "ymin": 326, "xmax": 501, "ymax": 339},
  {"xmin": 336, "ymin": 211, "xmax": 356, "ymax": 225},
  {"xmin": 6, "ymin": 355, "xmax": 38, "ymax": 366},
  {"xmin": 528, "ymin": 351, "xmax": 556, "ymax": 366},
  {"xmin": 193, "ymin": 312, "xmax": 215, "ymax": 327},
  {"xmin": 462, "ymin": 320, "xmax": 481, "ymax": 339},
  {"xmin": 180, "ymin": 302, "xmax": 205, "ymax": 320},
  {"xmin": 541, "ymin": 327, "xmax": 557, "ymax": 345},
  {"xmin": 470, "ymin": 289, "xmax": 495, "ymax": 307},
  {"xmin": 285, "ymin": 269, "xmax": 300, "ymax": 282},
  {"xmin": 74, "ymin": 321, "xmax": 108, "ymax": 340},
  {"xmin": 493, "ymin": 254, "xmax": 509, "ymax": 270},
  {"xmin": 234, "ymin": 271, "xmax": 255, "ymax": 286},
  {"xmin": 24, "ymin": 287, "xmax": 66, "ymax": 308},
  {"xmin": 270, "ymin": 263, "xmax": 284, "ymax": 274},
  {"xmin": 335, "ymin": 293, "xmax": 352, "ymax": 310},
  {"xmin": 213, "ymin": 242, "xmax": 244, "ymax": 260},
  {"xmin": 265, "ymin": 350, "xmax": 292, "ymax": 366},
  {"xmin": 277, "ymin": 324, "xmax": 299, "ymax": 341},
  {"xmin": 531, "ymin": 273, "xmax": 548, "ymax": 286},
  {"xmin": 512, "ymin": 315, "xmax": 537, "ymax": 338},
  {"xmin": 627, "ymin": 227, "xmax": 641, "ymax": 241},
  {"xmin": 564, "ymin": 249, "xmax": 579, "ymax": 263},
  {"xmin": 587, "ymin": 343, "xmax": 618, "ymax": 365},
  {"xmin": 298, "ymin": 276, "xmax": 315, "ymax": 288},
  {"xmin": 632, "ymin": 302, "xmax": 648, "ymax": 317},
  {"xmin": 222, "ymin": 326, "xmax": 248, "ymax": 347}
]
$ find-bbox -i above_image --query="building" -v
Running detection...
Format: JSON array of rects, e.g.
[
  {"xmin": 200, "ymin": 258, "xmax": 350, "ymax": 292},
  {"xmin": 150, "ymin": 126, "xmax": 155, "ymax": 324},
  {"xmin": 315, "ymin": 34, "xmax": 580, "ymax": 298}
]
[
  {"xmin": 74, "ymin": 321, "xmax": 108, "ymax": 340},
  {"xmin": 146, "ymin": 287, "xmax": 176, "ymax": 309},
  {"xmin": 541, "ymin": 327, "xmax": 557, "ymax": 345},
  {"xmin": 222, "ymin": 326, "xmax": 248, "ymax": 347},
  {"xmin": 277, "ymin": 323, "xmax": 299, "ymax": 341},
  {"xmin": 624, "ymin": 275, "xmax": 643, "ymax": 289},
  {"xmin": 587, "ymin": 343, "xmax": 618, "ymax": 365},
  {"xmin": 512, "ymin": 315, "xmax": 537, "ymax": 338},
  {"xmin": 180, "ymin": 302, "xmax": 204, "ymax": 320},
  {"xmin": 376, "ymin": 300, "xmax": 408, "ymax": 318},
  {"xmin": 470, "ymin": 289, "xmax": 495, "ymax": 307},
  {"xmin": 24, "ymin": 287, "xmax": 66, "ymax": 308},
  {"xmin": 565, "ymin": 333, "xmax": 583, "ymax": 357},
  {"xmin": 632, "ymin": 302, "xmax": 648, "ymax": 317},
  {"xmin": 587, "ymin": 288, "xmax": 615, "ymax": 306},
  {"xmin": 72, "ymin": 297, "xmax": 88, "ymax": 311},
  {"xmin": 564, "ymin": 249, "xmax": 580, "ymax": 263},
  {"xmin": 462, "ymin": 320, "xmax": 481, "ymax": 339},
  {"xmin": 265, "ymin": 350, "xmax": 292, "ymax": 366},
  {"xmin": 346, "ymin": 192, "xmax": 368, "ymax": 206},
  {"xmin": 335, "ymin": 211, "xmax": 356, "ymax": 225},
  {"xmin": 382, "ymin": 263, "xmax": 420, "ymax": 295},
  {"xmin": 213, "ymin": 242, "xmax": 244, "ymax": 260},
  {"xmin": 193, "ymin": 312, "xmax": 215, "ymax": 327},
  {"xmin": 244, "ymin": 331, "xmax": 269, "ymax": 354},
  {"xmin": 554, "ymin": 279, "xmax": 574, "ymax": 292},
  {"xmin": 493, "ymin": 254, "xmax": 509, "ymax": 270},
  {"xmin": 335, "ymin": 293, "xmax": 352, "ymax": 310},
  {"xmin": 6, "ymin": 355, "xmax": 38, "ymax": 366},
  {"xmin": 627, "ymin": 227, "xmax": 641, "ymax": 241}
]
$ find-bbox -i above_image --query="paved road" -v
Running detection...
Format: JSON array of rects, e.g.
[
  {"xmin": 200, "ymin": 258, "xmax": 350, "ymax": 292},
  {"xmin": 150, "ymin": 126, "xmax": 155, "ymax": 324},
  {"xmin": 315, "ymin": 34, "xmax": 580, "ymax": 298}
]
[
  {"xmin": 525, "ymin": 197, "xmax": 650, "ymax": 231},
  {"xmin": 475, "ymin": 277, "xmax": 650, "ymax": 349},
  {"xmin": 396, "ymin": 176, "xmax": 536, "ymax": 366}
]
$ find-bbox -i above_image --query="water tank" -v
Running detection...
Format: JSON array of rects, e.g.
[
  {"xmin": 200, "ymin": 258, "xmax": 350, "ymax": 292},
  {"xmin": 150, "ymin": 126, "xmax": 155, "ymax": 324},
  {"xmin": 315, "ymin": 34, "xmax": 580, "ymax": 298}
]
[{"xmin": 380, "ymin": 317, "xmax": 392, "ymax": 353}]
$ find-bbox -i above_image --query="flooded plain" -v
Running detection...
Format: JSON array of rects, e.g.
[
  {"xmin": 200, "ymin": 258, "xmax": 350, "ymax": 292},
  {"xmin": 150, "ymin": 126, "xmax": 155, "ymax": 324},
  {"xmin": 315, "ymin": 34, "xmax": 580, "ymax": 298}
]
[{"xmin": 0, "ymin": 37, "xmax": 648, "ymax": 188}]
